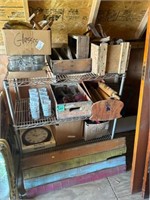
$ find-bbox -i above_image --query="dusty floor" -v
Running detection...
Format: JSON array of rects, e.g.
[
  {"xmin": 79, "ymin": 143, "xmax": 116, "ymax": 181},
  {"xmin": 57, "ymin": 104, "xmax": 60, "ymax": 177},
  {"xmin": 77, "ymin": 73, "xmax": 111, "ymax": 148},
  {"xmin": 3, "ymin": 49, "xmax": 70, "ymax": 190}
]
[{"xmin": 31, "ymin": 171, "xmax": 149, "ymax": 200}]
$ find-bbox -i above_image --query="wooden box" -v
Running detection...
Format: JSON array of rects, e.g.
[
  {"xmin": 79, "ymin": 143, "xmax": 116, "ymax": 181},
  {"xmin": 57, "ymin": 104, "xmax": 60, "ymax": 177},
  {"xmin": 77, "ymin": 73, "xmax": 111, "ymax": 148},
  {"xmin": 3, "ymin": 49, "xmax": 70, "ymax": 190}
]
[
  {"xmin": 50, "ymin": 83, "xmax": 92, "ymax": 120},
  {"xmin": 46, "ymin": 47, "xmax": 92, "ymax": 75},
  {"xmin": 68, "ymin": 34, "xmax": 90, "ymax": 59},
  {"xmin": 84, "ymin": 120, "xmax": 109, "ymax": 141},
  {"xmin": 91, "ymin": 42, "xmax": 131, "ymax": 75},
  {"xmin": 51, "ymin": 120, "xmax": 83, "ymax": 145}
]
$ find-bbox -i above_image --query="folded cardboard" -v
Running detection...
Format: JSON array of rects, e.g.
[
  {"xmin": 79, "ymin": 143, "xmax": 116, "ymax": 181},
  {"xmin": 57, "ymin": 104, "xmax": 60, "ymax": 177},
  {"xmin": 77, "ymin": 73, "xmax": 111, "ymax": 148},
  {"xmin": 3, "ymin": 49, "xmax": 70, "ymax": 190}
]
[
  {"xmin": 2, "ymin": 29, "xmax": 51, "ymax": 55},
  {"xmin": 51, "ymin": 121, "xmax": 83, "ymax": 145},
  {"xmin": 84, "ymin": 120, "xmax": 109, "ymax": 141}
]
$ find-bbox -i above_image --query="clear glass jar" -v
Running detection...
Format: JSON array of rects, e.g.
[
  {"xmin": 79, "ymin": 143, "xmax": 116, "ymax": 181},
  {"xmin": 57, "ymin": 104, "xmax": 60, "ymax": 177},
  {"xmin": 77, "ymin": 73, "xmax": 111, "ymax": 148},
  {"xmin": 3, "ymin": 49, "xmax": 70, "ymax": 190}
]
[{"xmin": 8, "ymin": 56, "xmax": 21, "ymax": 71}]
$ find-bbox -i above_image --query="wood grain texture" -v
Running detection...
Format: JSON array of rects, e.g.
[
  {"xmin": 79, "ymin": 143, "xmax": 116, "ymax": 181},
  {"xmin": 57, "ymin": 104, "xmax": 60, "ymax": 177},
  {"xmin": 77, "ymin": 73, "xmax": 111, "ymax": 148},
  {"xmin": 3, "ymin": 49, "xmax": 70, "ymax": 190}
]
[
  {"xmin": 23, "ymin": 146, "xmax": 126, "ymax": 180},
  {"xmin": 131, "ymin": 10, "xmax": 150, "ymax": 193},
  {"xmin": 142, "ymin": 125, "xmax": 150, "ymax": 197},
  {"xmin": 26, "ymin": 165, "xmax": 126, "ymax": 198},
  {"xmin": 49, "ymin": 57, "xmax": 92, "ymax": 74},
  {"xmin": 24, "ymin": 156, "xmax": 126, "ymax": 189},
  {"xmin": 90, "ymin": 99, "xmax": 124, "ymax": 121},
  {"xmin": 22, "ymin": 137, "xmax": 126, "ymax": 170},
  {"xmin": 97, "ymin": 1, "xmax": 150, "ymax": 40}
]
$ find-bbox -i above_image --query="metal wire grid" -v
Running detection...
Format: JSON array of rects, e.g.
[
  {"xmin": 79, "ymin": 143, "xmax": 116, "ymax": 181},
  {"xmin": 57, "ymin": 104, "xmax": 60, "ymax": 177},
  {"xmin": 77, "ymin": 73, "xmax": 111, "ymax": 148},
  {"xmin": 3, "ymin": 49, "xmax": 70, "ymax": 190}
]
[
  {"xmin": 4, "ymin": 72, "xmax": 122, "ymax": 87},
  {"xmin": 14, "ymin": 99, "xmax": 89, "ymax": 129}
]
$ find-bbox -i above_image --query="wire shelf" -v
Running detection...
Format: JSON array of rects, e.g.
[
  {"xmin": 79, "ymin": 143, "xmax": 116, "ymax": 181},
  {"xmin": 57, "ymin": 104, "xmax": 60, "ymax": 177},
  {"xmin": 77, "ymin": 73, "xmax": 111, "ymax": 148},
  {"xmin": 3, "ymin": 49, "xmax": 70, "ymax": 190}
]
[
  {"xmin": 4, "ymin": 71, "xmax": 124, "ymax": 87},
  {"xmin": 14, "ymin": 99, "xmax": 89, "ymax": 129}
]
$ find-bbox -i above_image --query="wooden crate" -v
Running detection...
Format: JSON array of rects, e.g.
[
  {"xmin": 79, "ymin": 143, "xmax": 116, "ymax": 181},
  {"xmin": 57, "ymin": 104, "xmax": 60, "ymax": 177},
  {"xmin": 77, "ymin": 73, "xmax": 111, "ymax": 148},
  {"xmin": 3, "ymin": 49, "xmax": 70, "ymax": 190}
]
[
  {"xmin": 91, "ymin": 42, "xmax": 131, "ymax": 75},
  {"xmin": 50, "ymin": 83, "xmax": 92, "ymax": 120},
  {"xmin": 68, "ymin": 34, "xmax": 90, "ymax": 59},
  {"xmin": 46, "ymin": 47, "xmax": 92, "ymax": 74}
]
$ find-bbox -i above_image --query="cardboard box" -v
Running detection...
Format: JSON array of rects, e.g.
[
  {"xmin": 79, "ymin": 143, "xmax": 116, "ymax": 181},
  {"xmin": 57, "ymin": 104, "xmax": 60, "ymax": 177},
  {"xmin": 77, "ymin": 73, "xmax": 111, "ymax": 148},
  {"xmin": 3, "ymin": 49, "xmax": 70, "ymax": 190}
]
[
  {"xmin": 50, "ymin": 83, "xmax": 92, "ymax": 120},
  {"xmin": 51, "ymin": 120, "xmax": 83, "ymax": 145},
  {"xmin": 2, "ymin": 29, "xmax": 51, "ymax": 55},
  {"xmin": 84, "ymin": 120, "xmax": 109, "ymax": 141}
]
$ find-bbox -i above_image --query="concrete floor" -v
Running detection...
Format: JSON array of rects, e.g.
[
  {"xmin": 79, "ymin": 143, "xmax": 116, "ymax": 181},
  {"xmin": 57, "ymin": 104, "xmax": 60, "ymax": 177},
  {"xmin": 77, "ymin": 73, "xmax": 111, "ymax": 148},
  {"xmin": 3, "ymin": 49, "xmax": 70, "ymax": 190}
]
[{"xmin": 32, "ymin": 171, "xmax": 149, "ymax": 200}]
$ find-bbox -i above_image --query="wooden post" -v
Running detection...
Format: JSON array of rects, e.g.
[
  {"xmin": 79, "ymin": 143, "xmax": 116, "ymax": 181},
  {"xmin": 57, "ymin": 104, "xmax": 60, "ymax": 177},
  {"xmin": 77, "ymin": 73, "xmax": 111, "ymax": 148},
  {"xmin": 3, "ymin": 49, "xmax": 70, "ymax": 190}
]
[
  {"xmin": 88, "ymin": 0, "xmax": 102, "ymax": 25},
  {"xmin": 131, "ymin": 10, "xmax": 150, "ymax": 193}
]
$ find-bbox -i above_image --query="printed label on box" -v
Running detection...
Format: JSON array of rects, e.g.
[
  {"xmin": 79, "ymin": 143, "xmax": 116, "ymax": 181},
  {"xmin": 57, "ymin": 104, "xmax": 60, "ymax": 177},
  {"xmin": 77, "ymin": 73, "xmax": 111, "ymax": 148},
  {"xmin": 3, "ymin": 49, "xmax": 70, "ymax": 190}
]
[
  {"xmin": 36, "ymin": 40, "xmax": 44, "ymax": 50},
  {"xmin": 57, "ymin": 105, "xmax": 65, "ymax": 112}
]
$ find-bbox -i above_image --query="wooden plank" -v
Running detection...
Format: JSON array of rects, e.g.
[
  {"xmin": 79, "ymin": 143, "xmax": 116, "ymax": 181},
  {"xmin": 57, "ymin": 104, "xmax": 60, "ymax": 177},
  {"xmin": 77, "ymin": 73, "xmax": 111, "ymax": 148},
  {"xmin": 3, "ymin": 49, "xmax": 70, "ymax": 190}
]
[
  {"xmin": 68, "ymin": 35, "xmax": 90, "ymax": 59},
  {"xmin": 91, "ymin": 43, "xmax": 100, "ymax": 74},
  {"xmin": 22, "ymin": 137, "xmax": 126, "ymax": 170},
  {"xmin": 88, "ymin": 0, "xmax": 102, "ymax": 25},
  {"xmin": 47, "ymin": 54, "xmax": 92, "ymax": 74},
  {"xmin": 118, "ymin": 42, "xmax": 131, "ymax": 74},
  {"xmin": 106, "ymin": 45, "xmax": 121, "ymax": 73},
  {"xmin": 135, "ymin": 8, "xmax": 149, "ymax": 39},
  {"xmin": 23, "ymin": 156, "xmax": 126, "ymax": 190},
  {"xmin": 27, "ymin": 165, "xmax": 126, "ymax": 198},
  {"xmin": 98, "ymin": 43, "xmax": 108, "ymax": 76},
  {"xmin": 23, "ymin": 146, "xmax": 126, "ymax": 180},
  {"xmin": 131, "ymin": 11, "xmax": 150, "ymax": 193},
  {"xmin": 142, "ymin": 128, "xmax": 150, "ymax": 197}
]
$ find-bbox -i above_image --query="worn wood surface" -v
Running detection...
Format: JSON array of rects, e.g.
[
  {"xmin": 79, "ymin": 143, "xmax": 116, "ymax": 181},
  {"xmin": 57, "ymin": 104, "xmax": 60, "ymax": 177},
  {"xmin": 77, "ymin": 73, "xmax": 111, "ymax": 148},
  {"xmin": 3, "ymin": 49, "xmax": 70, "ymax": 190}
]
[
  {"xmin": 97, "ymin": 1, "xmax": 150, "ymax": 40},
  {"xmin": 90, "ymin": 99, "xmax": 124, "ymax": 121},
  {"xmin": 23, "ymin": 146, "xmax": 126, "ymax": 180},
  {"xmin": 131, "ymin": 11, "xmax": 150, "ymax": 193},
  {"xmin": 142, "ymin": 127, "xmax": 150, "ymax": 197},
  {"xmin": 24, "ymin": 156, "xmax": 126, "ymax": 189},
  {"xmin": 91, "ymin": 43, "xmax": 108, "ymax": 76},
  {"xmin": 135, "ymin": 8, "xmax": 149, "ymax": 39},
  {"xmin": 48, "ymin": 57, "xmax": 92, "ymax": 74},
  {"xmin": 68, "ymin": 35, "xmax": 90, "ymax": 59},
  {"xmin": 22, "ymin": 137, "xmax": 126, "ymax": 170},
  {"xmin": 27, "ymin": 165, "xmax": 126, "ymax": 198}
]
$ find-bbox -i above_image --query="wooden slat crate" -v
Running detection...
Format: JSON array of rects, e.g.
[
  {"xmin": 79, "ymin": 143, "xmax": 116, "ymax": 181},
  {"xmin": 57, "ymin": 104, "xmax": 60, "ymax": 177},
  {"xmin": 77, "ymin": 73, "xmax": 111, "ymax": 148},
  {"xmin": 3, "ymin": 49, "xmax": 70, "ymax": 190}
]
[
  {"xmin": 47, "ymin": 47, "xmax": 92, "ymax": 74},
  {"xmin": 68, "ymin": 34, "xmax": 90, "ymax": 59},
  {"xmin": 91, "ymin": 42, "xmax": 131, "ymax": 75},
  {"xmin": 50, "ymin": 83, "xmax": 92, "ymax": 120}
]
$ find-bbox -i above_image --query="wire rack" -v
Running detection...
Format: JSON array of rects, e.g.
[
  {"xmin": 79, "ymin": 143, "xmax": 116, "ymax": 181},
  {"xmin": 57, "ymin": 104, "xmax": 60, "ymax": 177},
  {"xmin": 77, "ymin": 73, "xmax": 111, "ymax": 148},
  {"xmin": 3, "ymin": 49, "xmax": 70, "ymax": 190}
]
[
  {"xmin": 14, "ymin": 99, "xmax": 89, "ymax": 129},
  {"xmin": 4, "ymin": 71, "xmax": 125, "ymax": 131},
  {"xmin": 4, "ymin": 72, "xmax": 123, "ymax": 87}
]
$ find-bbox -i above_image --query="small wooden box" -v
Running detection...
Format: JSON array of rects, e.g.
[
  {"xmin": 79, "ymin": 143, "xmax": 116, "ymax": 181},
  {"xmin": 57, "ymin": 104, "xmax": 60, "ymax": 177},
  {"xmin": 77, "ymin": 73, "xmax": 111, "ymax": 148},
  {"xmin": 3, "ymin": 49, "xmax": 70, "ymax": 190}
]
[
  {"xmin": 68, "ymin": 34, "xmax": 90, "ymax": 59},
  {"xmin": 91, "ymin": 42, "xmax": 131, "ymax": 75},
  {"xmin": 50, "ymin": 83, "xmax": 92, "ymax": 120},
  {"xmin": 46, "ymin": 47, "xmax": 92, "ymax": 75}
]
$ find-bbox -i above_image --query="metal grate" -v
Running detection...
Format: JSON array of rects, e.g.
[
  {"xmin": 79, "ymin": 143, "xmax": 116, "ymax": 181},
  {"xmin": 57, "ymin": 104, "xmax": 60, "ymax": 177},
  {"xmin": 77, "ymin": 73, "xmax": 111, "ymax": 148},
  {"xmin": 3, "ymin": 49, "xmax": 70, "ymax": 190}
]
[
  {"xmin": 4, "ymin": 72, "xmax": 124, "ymax": 87},
  {"xmin": 14, "ymin": 99, "xmax": 89, "ymax": 129}
]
